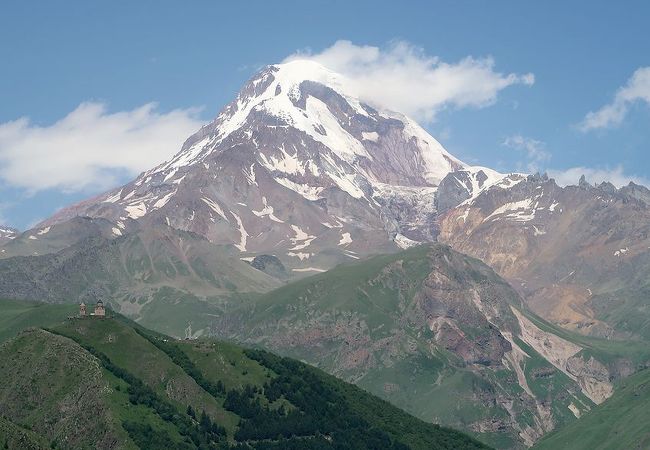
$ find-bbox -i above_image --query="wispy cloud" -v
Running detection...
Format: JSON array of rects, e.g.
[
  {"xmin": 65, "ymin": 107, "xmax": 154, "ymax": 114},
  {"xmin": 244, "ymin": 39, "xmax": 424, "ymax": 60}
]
[
  {"xmin": 500, "ymin": 135, "xmax": 650, "ymax": 188},
  {"xmin": 579, "ymin": 67, "xmax": 650, "ymax": 131},
  {"xmin": 502, "ymin": 134, "xmax": 551, "ymax": 172},
  {"xmin": 0, "ymin": 102, "xmax": 204, "ymax": 193},
  {"xmin": 547, "ymin": 165, "xmax": 650, "ymax": 188},
  {"xmin": 284, "ymin": 40, "xmax": 534, "ymax": 122}
]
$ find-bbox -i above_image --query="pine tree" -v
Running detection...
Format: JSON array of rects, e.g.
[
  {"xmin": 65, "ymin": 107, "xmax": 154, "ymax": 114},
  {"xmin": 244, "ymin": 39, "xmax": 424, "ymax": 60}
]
[
  {"xmin": 186, "ymin": 404, "xmax": 196, "ymax": 419},
  {"xmin": 200, "ymin": 410, "xmax": 211, "ymax": 431}
]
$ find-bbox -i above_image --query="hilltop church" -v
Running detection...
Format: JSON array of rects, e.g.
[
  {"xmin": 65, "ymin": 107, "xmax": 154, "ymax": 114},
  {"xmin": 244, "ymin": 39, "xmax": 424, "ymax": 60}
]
[{"xmin": 79, "ymin": 300, "xmax": 106, "ymax": 317}]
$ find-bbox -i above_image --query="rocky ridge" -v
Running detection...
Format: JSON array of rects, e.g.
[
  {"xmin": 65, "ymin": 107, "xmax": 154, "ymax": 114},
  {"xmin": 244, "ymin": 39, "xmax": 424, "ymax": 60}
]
[{"xmin": 439, "ymin": 174, "xmax": 650, "ymax": 340}]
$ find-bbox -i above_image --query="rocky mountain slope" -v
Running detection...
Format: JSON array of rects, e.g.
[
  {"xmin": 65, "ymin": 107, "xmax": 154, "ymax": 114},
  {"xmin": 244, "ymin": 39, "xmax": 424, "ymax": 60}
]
[
  {"xmin": 0, "ymin": 217, "xmax": 121, "ymax": 259},
  {"xmin": 0, "ymin": 225, "xmax": 18, "ymax": 245},
  {"xmin": 39, "ymin": 60, "xmax": 507, "ymax": 274},
  {"xmin": 533, "ymin": 367, "xmax": 650, "ymax": 450},
  {"xmin": 0, "ymin": 305, "xmax": 488, "ymax": 450},
  {"xmin": 439, "ymin": 174, "xmax": 650, "ymax": 340},
  {"xmin": 0, "ymin": 222, "xmax": 280, "ymax": 337},
  {"xmin": 210, "ymin": 244, "xmax": 646, "ymax": 448}
]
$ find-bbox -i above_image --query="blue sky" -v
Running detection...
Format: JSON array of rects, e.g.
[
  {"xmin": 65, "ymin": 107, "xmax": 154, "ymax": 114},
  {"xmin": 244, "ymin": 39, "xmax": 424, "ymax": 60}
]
[{"xmin": 1, "ymin": 0, "xmax": 649, "ymax": 229}]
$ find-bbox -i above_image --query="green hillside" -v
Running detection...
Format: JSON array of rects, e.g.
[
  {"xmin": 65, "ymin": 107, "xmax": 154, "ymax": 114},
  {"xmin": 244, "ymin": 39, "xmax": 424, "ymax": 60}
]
[
  {"xmin": 0, "ymin": 311, "xmax": 489, "ymax": 449},
  {"xmin": 0, "ymin": 416, "xmax": 48, "ymax": 450},
  {"xmin": 215, "ymin": 244, "xmax": 641, "ymax": 448},
  {"xmin": 533, "ymin": 368, "xmax": 650, "ymax": 450},
  {"xmin": 0, "ymin": 298, "xmax": 77, "ymax": 343}
]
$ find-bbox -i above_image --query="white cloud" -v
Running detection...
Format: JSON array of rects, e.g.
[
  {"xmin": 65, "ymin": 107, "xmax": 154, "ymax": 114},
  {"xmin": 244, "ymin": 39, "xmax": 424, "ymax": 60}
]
[
  {"xmin": 579, "ymin": 67, "xmax": 650, "ymax": 131},
  {"xmin": 502, "ymin": 134, "xmax": 551, "ymax": 172},
  {"xmin": 547, "ymin": 166, "xmax": 650, "ymax": 188},
  {"xmin": 0, "ymin": 102, "xmax": 204, "ymax": 193},
  {"xmin": 284, "ymin": 40, "xmax": 534, "ymax": 122}
]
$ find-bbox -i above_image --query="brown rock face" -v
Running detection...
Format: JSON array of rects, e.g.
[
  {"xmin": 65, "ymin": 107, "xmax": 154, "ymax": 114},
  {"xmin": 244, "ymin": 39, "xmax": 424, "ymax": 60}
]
[{"xmin": 439, "ymin": 175, "xmax": 650, "ymax": 339}]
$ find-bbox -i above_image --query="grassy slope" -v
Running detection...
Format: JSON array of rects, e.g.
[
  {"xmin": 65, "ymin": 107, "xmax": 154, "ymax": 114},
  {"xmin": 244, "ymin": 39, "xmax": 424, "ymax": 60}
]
[
  {"xmin": 0, "ymin": 298, "xmax": 77, "ymax": 343},
  {"xmin": 533, "ymin": 368, "xmax": 650, "ymax": 450},
  {"xmin": 0, "ymin": 308, "xmax": 489, "ymax": 449},
  {"xmin": 0, "ymin": 416, "xmax": 48, "ymax": 450},
  {"xmin": 53, "ymin": 318, "xmax": 240, "ymax": 434},
  {"xmin": 0, "ymin": 328, "xmax": 131, "ymax": 449}
]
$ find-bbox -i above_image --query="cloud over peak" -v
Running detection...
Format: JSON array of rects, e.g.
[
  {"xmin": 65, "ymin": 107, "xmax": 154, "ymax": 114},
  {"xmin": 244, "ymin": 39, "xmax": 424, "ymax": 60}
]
[{"xmin": 284, "ymin": 40, "xmax": 534, "ymax": 122}]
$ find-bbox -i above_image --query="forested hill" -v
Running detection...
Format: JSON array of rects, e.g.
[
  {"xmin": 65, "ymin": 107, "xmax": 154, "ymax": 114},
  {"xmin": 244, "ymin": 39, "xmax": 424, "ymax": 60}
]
[{"xmin": 0, "ymin": 305, "xmax": 489, "ymax": 450}]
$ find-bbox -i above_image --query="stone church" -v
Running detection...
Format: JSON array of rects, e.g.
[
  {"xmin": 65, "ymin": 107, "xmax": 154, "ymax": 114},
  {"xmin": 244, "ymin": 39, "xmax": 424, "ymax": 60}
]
[{"xmin": 79, "ymin": 300, "xmax": 106, "ymax": 317}]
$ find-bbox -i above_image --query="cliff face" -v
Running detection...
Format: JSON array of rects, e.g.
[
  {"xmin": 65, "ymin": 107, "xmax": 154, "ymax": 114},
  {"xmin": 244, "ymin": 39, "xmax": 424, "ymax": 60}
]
[{"xmin": 439, "ymin": 175, "xmax": 650, "ymax": 340}]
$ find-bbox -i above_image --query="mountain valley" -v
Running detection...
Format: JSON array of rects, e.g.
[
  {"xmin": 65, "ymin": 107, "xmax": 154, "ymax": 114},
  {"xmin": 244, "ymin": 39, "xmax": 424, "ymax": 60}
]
[{"xmin": 1, "ymin": 60, "xmax": 650, "ymax": 449}]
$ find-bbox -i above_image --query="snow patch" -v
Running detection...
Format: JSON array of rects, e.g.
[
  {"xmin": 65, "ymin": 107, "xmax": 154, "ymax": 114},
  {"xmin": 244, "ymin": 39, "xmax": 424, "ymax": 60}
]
[
  {"xmin": 243, "ymin": 164, "xmax": 258, "ymax": 186},
  {"xmin": 287, "ymin": 251, "xmax": 311, "ymax": 260},
  {"xmin": 361, "ymin": 131, "xmax": 379, "ymax": 142},
  {"xmin": 394, "ymin": 233, "xmax": 420, "ymax": 249},
  {"xmin": 201, "ymin": 197, "xmax": 229, "ymax": 222},
  {"xmin": 125, "ymin": 202, "xmax": 147, "ymax": 219},
  {"xmin": 274, "ymin": 177, "xmax": 324, "ymax": 201},
  {"xmin": 322, "ymin": 220, "xmax": 343, "ymax": 228},
  {"xmin": 103, "ymin": 190, "xmax": 122, "ymax": 203},
  {"xmin": 457, "ymin": 208, "xmax": 470, "ymax": 223},
  {"xmin": 338, "ymin": 232, "xmax": 352, "ymax": 246},
  {"xmin": 252, "ymin": 197, "xmax": 284, "ymax": 223},
  {"xmin": 152, "ymin": 191, "xmax": 175, "ymax": 210},
  {"xmin": 290, "ymin": 225, "xmax": 316, "ymax": 250},
  {"xmin": 37, "ymin": 227, "xmax": 51, "ymax": 235},
  {"xmin": 292, "ymin": 267, "xmax": 326, "ymax": 273},
  {"xmin": 230, "ymin": 212, "xmax": 248, "ymax": 252},
  {"xmin": 484, "ymin": 198, "xmax": 536, "ymax": 222},
  {"xmin": 614, "ymin": 247, "xmax": 628, "ymax": 256},
  {"xmin": 258, "ymin": 145, "xmax": 308, "ymax": 176},
  {"xmin": 533, "ymin": 225, "xmax": 546, "ymax": 236}
]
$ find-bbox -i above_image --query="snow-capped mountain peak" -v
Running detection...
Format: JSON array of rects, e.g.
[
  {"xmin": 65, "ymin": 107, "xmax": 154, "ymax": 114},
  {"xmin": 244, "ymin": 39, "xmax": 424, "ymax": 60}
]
[
  {"xmin": 41, "ymin": 61, "xmax": 512, "ymax": 272},
  {"xmin": 157, "ymin": 60, "xmax": 468, "ymax": 187}
]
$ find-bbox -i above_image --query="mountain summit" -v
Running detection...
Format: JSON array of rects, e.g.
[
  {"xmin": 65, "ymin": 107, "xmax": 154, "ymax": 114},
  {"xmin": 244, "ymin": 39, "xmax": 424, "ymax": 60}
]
[{"xmin": 43, "ymin": 60, "xmax": 509, "ymax": 272}]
